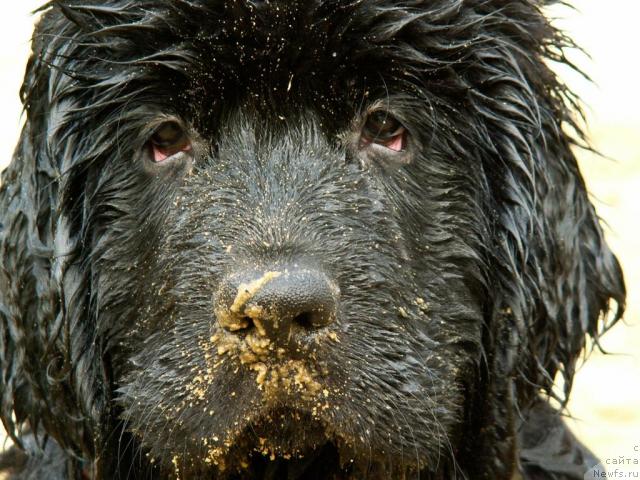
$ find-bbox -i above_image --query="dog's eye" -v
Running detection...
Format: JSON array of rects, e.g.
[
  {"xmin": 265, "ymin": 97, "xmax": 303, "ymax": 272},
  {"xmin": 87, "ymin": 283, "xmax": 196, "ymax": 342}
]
[
  {"xmin": 360, "ymin": 111, "xmax": 407, "ymax": 152},
  {"xmin": 149, "ymin": 121, "xmax": 192, "ymax": 162}
]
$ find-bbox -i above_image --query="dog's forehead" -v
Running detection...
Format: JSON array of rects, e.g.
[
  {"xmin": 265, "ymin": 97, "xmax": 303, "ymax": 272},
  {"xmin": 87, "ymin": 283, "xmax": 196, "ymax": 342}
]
[
  {"xmin": 64, "ymin": 1, "xmax": 447, "ymax": 125},
  {"xmin": 35, "ymin": 1, "xmax": 474, "ymax": 126},
  {"xmin": 190, "ymin": 3, "xmax": 355, "ymax": 97},
  {"xmin": 178, "ymin": 2, "xmax": 387, "ymax": 84},
  {"xmin": 96, "ymin": 2, "xmax": 443, "ymax": 89}
]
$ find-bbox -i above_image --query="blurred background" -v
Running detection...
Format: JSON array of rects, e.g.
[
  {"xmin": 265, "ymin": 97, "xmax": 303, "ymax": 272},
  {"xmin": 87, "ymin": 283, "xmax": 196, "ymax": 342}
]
[{"xmin": 0, "ymin": 0, "xmax": 638, "ymax": 471}]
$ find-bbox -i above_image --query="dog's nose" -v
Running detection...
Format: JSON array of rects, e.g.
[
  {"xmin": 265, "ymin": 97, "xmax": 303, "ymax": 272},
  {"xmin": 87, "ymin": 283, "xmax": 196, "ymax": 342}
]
[{"xmin": 214, "ymin": 268, "xmax": 339, "ymax": 343}]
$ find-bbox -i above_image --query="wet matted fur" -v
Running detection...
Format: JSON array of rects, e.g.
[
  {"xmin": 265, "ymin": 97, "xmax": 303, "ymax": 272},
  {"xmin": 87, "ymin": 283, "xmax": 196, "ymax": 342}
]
[{"xmin": 0, "ymin": 1, "xmax": 625, "ymax": 479}]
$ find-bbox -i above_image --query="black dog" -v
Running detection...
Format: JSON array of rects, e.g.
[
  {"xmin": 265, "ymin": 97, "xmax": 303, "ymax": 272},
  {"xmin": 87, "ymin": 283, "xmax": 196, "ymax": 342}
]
[{"xmin": 0, "ymin": 1, "xmax": 625, "ymax": 479}]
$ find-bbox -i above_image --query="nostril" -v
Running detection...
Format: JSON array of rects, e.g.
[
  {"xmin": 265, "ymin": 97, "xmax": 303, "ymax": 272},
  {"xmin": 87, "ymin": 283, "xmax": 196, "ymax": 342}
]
[
  {"xmin": 293, "ymin": 312, "xmax": 314, "ymax": 329},
  {"xmin": 239, "ymin": 316, "xmax": 254, "ymax": 332}
]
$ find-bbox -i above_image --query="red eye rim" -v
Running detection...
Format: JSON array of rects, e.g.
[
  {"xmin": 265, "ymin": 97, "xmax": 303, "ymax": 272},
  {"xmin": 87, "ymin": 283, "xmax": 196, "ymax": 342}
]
[
  {"xmin": 152, "ymin": 142, "xmax": 193, "ymax": 162},
  {"xmin": 360, "ymin": 129, "xmax": 407, "ymax": 152}
]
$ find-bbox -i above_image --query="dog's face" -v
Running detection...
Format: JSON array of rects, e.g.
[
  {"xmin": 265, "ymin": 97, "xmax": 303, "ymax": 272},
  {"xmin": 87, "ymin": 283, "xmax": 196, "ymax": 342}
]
[
  {"xmin": 0, "ymin": 1, "xmax": 626, "ymax": 479},
  {"xmin": 118, "ymin": 114, "xmax": 480, "ymax": 476},
  {"xmin": 107, "ymin": 8, "xmax": 487, "ymax": 476}
]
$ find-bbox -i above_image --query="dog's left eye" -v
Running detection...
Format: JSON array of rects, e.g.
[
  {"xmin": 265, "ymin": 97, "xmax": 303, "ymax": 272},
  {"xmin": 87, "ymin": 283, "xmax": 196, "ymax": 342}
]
[
  {"xmin": 359, "ymin": 111, "xmax": 407, "ymax": 152},
  {"xmin": 149, "ymin": 121, "xmax": 192, "ymax": 162}
]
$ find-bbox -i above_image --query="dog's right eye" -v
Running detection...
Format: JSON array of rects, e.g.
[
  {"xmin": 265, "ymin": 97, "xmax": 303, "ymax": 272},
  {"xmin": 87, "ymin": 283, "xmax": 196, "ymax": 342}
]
[
  {"xmin": 149, "ymin": 121, "xmax": 192, "ymax": 162},
  {"xmin": 359, "ymin": 111, "xmax": 407, "ymax": 152}
]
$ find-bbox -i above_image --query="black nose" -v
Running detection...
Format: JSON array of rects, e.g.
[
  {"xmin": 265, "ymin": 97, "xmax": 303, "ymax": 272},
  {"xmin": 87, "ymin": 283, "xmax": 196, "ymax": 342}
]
[{"xmin": 215, "ymin": 268, "xmax": 339, "ymax": 343}]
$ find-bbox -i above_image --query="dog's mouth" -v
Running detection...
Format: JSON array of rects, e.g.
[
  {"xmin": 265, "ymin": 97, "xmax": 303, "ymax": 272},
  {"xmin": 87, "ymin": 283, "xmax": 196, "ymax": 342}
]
[{"xmin": 225, "ymin": 441, "xmax": 343, "ymax": 480}]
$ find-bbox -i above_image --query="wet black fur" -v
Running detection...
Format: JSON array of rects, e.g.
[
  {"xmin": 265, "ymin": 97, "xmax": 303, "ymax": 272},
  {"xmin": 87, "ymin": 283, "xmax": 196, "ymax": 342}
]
[{"xmin": 0, "ymin": 1, "xmax": 625, "ymax": 479}]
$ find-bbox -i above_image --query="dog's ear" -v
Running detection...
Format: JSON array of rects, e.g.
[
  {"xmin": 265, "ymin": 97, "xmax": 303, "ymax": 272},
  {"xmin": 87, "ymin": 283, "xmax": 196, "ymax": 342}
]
[
  {"xmin": 0, "ymin": 9, "xmax": 105, "ymax": 458},
  {"xmin": 490, "ymin": 133, "xmax": 625, "ymax": 403},
  {"xmin": 1, "ymin": 3, "xmax": 193, "ymax": 459},
  {"xmin": 524, "ymin": 144, "xmax": 624, "ymax": 403},
  {"xmin": 471, "ymin": 17, "xmax": 627, "ymax": 407},
  {"xmin": 459, "ymin": 24, "xmax": 626, "ymax": 470}
]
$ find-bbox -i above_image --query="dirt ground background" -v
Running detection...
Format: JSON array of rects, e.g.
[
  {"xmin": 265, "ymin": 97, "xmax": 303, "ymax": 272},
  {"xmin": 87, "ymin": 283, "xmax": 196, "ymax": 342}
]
[{"xmin": 0, "ymin": 1, "xmax": 638, "ymax": 472}]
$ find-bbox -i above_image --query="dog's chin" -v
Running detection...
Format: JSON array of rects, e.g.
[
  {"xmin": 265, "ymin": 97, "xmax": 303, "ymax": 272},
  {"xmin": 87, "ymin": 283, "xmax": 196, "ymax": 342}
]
[
  {"xmin": 178, "ymin": 407, "xmax": 356, "ymax": 479},
  {"xmin": 122, "ymin": 340, "xmax": 447, "ymax": 478},
  {"xmin": 178, "ymin": 406, "xmax": 422, "ymax": 480},
  {"xmin": 224, "ymin": 408, "xmax": 339, "ymax": 464},
  {"xmin": 246, "ymin": 408, "xmax": 333, "ymax": 454}
]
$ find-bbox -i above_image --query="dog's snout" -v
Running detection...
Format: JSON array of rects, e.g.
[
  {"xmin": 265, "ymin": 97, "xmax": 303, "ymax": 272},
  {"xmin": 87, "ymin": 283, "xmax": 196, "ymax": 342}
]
[{"xmin": 215, "ymin": 268, "xmax": 339, "ymax": 343}]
